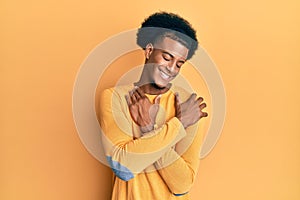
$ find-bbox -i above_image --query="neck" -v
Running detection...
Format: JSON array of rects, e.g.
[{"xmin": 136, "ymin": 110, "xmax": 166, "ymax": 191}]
[
  {"xmin": 134, "ymin": 82, "xmax": 171, "ymax": 95},
  {"xmin": 135, "ymin": 67, "xmax": 171, "ymax": 95}
]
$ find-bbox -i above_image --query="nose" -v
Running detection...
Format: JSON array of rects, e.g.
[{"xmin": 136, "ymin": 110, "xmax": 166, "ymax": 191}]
[{"xmin": 166, "ymin": 61, "xmax": 177, "ymax": 73}]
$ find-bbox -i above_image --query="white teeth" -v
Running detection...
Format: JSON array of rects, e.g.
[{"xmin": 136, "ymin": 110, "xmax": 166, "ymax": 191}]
[{"xmin": 160, "ymin": 71, "xmax": 170, "ymax": 80}]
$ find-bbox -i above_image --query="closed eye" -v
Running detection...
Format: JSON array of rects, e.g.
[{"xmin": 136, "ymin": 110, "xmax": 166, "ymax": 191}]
[
  {"xmin": 176, "ymin": 61, "xmax": 185, "ymax": 68},
  {"xmin": 162, "ymin": 54, "xmax": 172, "ymax": 61},
  {"xmin": 161, "ymin": 50, "xmax": 186, "ymax": 68}
]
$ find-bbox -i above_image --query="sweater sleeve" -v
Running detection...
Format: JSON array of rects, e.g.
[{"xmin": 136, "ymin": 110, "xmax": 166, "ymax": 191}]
[
  {"xmin": 154, "ymin": 119, "xmax": 207, "ymax": 196},
  {"xmin": 98, "ymin": 88, "xmax": 187, "ymax": 181}
]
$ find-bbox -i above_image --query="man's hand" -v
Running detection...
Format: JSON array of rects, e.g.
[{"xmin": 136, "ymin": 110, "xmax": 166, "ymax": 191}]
[
  {"xmin": 175, "ymin": 93, "xmax": 208, "ymax": 129},
  {"xmin": 125, "ymin": 87, "xmax": 161, "ymax": 133}
]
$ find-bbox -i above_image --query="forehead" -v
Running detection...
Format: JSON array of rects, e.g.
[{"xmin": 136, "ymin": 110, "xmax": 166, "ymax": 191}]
[{"xmin": 153, "ymin": 37, "xmax": 189, "ymax": 60}]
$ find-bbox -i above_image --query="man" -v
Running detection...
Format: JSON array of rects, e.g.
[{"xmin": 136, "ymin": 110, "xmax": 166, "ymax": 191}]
[{"xmin": 98, "ymin": 12, "xmax": 208, "ymax": 200}]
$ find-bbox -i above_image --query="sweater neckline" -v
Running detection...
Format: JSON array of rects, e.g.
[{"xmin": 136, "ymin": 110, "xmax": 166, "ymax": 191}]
[{"xmin": 132, "ymin": 82, "xmax": 173, "ymax": 97}]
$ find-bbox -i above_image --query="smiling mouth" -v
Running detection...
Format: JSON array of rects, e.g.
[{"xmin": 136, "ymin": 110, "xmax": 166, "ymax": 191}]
[{"xmin": 159, "ymin": 69, "xmax": 173, "ymax": 80}]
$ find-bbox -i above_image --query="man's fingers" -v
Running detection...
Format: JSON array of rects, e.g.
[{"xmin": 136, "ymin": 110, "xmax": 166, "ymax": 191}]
[
  {"xmin": 199, "ymin": 102, "xmax": 206, "ymax": 110},
  {"xmin": 196, "ymin": 96, "xmax": 204, "ymax": 103},
  {"xmin": 135, "ymin": 87, "xmax": 145, "ymax": 98},
  {"xmin": 187, "ymin": 93, "xmax": 197, "ymax": 102},
  {"xmin": 199, "ymin": 103, "xmax": 208, "ymax": 118},
  {"xmin": 174, "ymin": 92, "xmax": 181, "ymax": 105},
  {"xmin": 129, "ymin": 90, "xmax": 134, "ymax": 97},
  {"xmin": 125, "ymin": 94, "xmax": 131, "ymax": 106},
  {"xmin": 133, "ymin": 91, "xmax": 141, "ymax": 101},
  {"xmin": 149, "ymin": 104, "xmax": 159, "ymax": 118},
  {"xmin": 131, "ymin": 91, "xmax": 137, "ymax": 103},
  {"xmin": 154, "ymin": 94, "xmax": 161, "ymax": 104},
  {"xmin": 201, "ymin": 112, "xmax": 208, "ymax": 118},
  {"xmin": 174, "ymin": 93, "xmax": 181, "ymax": 117}
]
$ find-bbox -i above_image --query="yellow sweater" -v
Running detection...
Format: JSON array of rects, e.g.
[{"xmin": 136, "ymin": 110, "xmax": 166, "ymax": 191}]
[{"xmin": 98, "ymin": 84, "xmax": 208, "ymax": 200}]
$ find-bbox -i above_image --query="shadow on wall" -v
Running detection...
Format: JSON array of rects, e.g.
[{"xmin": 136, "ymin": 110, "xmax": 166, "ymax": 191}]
[
  {"xmin": 94, "ymin": 50, "xmax": 145, "ymax": 200},
  {"xmin": 98, "ymin": 163, "xmax": 113, "ymax": 200}
]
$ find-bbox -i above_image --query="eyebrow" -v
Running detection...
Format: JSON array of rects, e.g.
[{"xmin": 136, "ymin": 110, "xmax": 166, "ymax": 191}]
[{"xmin": 162, "ymin": 50, "xmax": 173, "ymax": 57}]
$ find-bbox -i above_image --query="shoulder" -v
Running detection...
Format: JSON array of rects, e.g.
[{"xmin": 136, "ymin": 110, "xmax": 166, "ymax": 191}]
[
  {"xmin": 99, "ymin": 84, "xmax": 135, "ymax": 112},
  {"xmin": 170, "ymin": 84, "xmax": 194, "ymax": 102},
  {"xmin": 101, "ymin": 84, "xmax": 133, "ymax": 99}
]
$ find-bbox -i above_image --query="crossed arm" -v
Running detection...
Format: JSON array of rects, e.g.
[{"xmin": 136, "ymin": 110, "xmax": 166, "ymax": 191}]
[
  {"xmin": 98, "ymin": 86, "xmax": 208, "ymax": 194},
  {"xmin": 125, "ymin": 87, "xmax": 208, "ymax": 194}
]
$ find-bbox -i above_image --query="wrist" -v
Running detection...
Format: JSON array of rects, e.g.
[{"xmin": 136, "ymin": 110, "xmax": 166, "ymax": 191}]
[
  {"xmin": 176, "ymin": 116, "xmax": 187, "ymax": 129},
  {"xmin": 140, "ymin": 123, "xmax": 154, "ymax": 133}
]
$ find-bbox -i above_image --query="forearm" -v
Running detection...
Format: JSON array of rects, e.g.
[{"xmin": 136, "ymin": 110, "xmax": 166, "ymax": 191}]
[
  {"xmin": 101, "ymin": 110, "xmax": 186, "ymax": 181},
  {"xmin": 153, "ymin": 123, "xmax": 204, "ymax": 195},
  {"xmin": 154, "ymin": 148, "xmax": 199, "ymax": 195}
]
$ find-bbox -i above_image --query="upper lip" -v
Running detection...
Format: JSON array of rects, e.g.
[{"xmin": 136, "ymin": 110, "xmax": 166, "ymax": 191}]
[{"xmin": 159, "ymin": 68, "xmax": 174, "ymax": 78}]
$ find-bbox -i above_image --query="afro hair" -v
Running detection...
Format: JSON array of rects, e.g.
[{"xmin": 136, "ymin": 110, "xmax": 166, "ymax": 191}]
[{"xmin": 137, "ymin": 12, "xmax": 198, "ymax": 60}]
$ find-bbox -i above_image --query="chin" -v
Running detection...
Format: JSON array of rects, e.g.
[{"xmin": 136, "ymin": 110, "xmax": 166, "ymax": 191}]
[
  {"xmin": 152, "ymin": 82, "xmax": 168, "ymax": 89},
  {"xmin": 154, "ymin": 78, "xmax": 173, "ymax": 88}
]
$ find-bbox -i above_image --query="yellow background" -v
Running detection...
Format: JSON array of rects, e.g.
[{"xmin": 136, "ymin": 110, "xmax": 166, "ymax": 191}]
[{"xmin": 1, "ymin": 0, "xmax": 300, "ymax": 199}]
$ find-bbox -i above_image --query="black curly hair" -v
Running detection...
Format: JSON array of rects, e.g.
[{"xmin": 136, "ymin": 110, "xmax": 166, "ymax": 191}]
[{"xmin": 137, "ymin": 12, "xmax": 198, "ymax": 60}]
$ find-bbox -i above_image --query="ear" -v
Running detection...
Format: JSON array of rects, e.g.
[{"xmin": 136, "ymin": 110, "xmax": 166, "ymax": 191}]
[{"xmin": 144, "ymin": 43, "xmax": 154, "ymax": 60}]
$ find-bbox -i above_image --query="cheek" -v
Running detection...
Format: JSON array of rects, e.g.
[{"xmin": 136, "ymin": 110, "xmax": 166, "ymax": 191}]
[
  {"xmin": 174, "ymin": 67, "xmax": 181, "ymax": 73},
  {"xmin": 170, "ymin": 66, "xmax": 181, "ymax": 76},
  {"xmin": 151, "ymin": 54, "xmax": 166, "ymax": 64}
]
